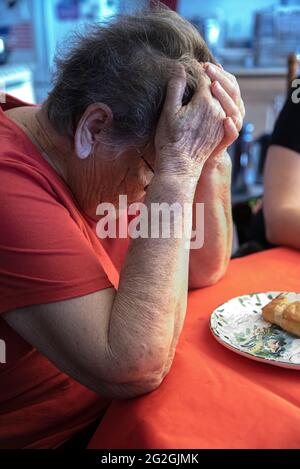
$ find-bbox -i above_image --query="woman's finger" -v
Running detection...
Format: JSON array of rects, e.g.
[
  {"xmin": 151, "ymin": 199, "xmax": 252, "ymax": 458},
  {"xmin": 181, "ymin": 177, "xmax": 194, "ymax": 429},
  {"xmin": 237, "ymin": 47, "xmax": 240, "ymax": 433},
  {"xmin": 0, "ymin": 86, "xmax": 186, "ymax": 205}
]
[
  {"xmin": 207, "ymin": 62, "xmax": 236, "ymax": 83},
  {"xmin": 163, "ymin": 64, "xmax": 187, "ymax": 116},
  {"xmin": 211, "ymin": 81, "xmax": 243, "ymax": 131},
  {"xmin": 224, "ymin": 116, "xmax": 239, "ymax": 139},
  {"xmin": 204, "ymin": 63, "xmax": 241, "ymax": 104},
  {"xmin": 239, "ymin": 97, "xmax": 246, "ymax": 119},
  {"xmin": 188, "ymin": 61, "xmax": 212, "ymax": 107},
  {"xmin": 221, "ymin": 117, "xmax": 240, "ymax": 148}
]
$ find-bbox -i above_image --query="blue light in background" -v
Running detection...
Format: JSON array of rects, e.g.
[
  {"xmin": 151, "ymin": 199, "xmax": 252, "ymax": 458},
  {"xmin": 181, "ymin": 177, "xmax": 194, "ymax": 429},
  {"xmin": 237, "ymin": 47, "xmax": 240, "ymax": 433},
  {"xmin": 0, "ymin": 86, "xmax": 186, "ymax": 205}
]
[
  {"xmin": 99, "ymin": 0, "xmax": 119, "ymax": 20},
  {"xmin": 207, "ymin": 22, "xmax": 220, "ymax": 45},
  {"xmin": 0, "ymin": 38, "xmax": 4, "ymax": 55}
]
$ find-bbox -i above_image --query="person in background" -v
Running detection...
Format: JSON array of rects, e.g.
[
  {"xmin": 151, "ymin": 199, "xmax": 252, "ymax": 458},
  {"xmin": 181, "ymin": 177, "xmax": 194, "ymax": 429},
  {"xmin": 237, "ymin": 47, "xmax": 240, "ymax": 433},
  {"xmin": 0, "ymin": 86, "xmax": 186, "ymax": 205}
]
[
  {"xmin": 264, "ymin": 85, "xmax": 300, "ymax": 249},
  {"xmin": 0, "ymin": 8, "xmax": 244, "ymax": 448}
]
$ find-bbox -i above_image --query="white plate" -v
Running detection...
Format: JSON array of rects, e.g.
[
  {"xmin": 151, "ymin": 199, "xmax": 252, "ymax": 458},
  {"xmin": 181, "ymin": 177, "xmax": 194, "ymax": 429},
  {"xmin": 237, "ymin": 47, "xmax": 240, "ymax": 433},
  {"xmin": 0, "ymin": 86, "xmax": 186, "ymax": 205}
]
[{"xmin": 210, "ymin": 292, "xmax": 300, "ymax": 369}]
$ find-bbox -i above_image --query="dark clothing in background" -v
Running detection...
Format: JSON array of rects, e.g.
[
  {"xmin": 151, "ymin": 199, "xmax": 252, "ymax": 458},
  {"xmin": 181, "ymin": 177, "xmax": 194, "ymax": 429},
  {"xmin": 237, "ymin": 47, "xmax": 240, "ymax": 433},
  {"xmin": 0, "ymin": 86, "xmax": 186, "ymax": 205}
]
[
  {"xmin": 270, "ymin": 83, "xmax": 300, "ymax": 154},
  {"xmin": 233, "ymin": 85, "xmax": 300, "ymax": 257}
]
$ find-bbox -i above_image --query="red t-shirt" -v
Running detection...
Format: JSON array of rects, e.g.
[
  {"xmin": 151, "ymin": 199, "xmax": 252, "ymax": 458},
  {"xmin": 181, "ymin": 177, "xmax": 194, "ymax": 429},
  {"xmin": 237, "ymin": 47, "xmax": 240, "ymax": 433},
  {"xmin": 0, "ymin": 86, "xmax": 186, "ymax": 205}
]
[{"xmin": 0, "ymin": 96, "xmax": 129, "ymax": 448}]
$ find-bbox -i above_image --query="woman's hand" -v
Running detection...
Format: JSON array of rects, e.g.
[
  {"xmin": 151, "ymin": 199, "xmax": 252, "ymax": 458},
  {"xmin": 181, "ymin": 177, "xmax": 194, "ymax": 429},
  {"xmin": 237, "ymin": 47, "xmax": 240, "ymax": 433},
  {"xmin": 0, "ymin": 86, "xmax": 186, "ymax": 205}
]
[
  {"xmin": 204, "ymin": 63, "xmax": 245, "ymax": 158},
  {"xmin": 154, "ymin": 62, "xmax": 226, "ymax": 180}
]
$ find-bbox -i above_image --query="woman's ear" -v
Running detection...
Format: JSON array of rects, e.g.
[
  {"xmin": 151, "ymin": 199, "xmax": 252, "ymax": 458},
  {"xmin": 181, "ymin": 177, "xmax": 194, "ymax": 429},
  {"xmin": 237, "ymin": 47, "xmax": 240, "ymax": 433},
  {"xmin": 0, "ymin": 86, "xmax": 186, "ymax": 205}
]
[{"xmin": 74, "ymin": 103, "xmax": 113, "ymax": 159}]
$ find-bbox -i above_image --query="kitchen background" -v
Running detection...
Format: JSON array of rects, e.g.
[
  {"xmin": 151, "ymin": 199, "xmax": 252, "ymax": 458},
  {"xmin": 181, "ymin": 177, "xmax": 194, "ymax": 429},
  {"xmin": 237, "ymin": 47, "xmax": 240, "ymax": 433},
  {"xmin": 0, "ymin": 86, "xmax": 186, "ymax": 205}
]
[
  {"xmin": 1, "ymin": 0, "xmax": 300, "ymax": 115},
  {"xmin": 1, "ymin": 0, "xmax": 300, "ymax": 198}
]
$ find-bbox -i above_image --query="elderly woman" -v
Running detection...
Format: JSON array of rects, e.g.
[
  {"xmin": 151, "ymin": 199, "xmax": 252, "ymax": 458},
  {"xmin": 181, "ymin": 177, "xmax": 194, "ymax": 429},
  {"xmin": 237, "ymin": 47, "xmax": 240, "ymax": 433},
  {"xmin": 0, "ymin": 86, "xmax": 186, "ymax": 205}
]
[{"xmin": 0, "ymin": 9, "xmax": 244, "ymax": 448}]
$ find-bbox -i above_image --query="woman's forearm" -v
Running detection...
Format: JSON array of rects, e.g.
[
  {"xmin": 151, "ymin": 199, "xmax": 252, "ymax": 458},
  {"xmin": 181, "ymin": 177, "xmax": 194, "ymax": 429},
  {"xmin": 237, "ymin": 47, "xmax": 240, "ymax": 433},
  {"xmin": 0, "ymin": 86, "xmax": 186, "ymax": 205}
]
[
  {"xmin": 107, "ymin": 173, "xmax": 197, "ymax": 384},
  {"xmin": 189, "ymin": 152, "xmax": 233, "ymax": 289},
  {"xmin": 266, "ymin": 207, "xmax": 300, "ymax": 250}
]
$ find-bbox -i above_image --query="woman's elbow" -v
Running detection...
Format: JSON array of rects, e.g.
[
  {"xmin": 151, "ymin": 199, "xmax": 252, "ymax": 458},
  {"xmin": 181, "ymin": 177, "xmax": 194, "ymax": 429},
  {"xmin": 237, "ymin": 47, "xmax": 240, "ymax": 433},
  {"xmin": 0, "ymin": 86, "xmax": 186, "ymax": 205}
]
[
  {"xmin": 202, "ymin": 267, "xmax": 227, "ymax": 286},
  {"xmin": 265, "ymin": 215, "xmax": 282, "ymax": 246},
  {"xmin": 266, "ymin": 227, "xmax": 280, "ymax": 246},
  {"xmin": 189, "ymin": 265, "xmax": 227, "ymax": 290},
  {"xmin": 101, "ymin": 368, "xmax": 168, "ymax": 400},
  {"xmin": 97, "ymin": 350, "xmax": 172, "ymax": 400}
]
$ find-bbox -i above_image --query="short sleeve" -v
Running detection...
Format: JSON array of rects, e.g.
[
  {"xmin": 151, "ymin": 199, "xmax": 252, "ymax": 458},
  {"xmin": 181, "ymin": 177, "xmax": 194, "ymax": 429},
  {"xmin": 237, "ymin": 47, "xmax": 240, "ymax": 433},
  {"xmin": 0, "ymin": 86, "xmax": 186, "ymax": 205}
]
[
  {"xmin": 0, "ymin": 161, "xmax": 113, "ymax": 315},
  {"xmin": 270, "ymin": 84, "xmax": 300, "ymax": 154}
]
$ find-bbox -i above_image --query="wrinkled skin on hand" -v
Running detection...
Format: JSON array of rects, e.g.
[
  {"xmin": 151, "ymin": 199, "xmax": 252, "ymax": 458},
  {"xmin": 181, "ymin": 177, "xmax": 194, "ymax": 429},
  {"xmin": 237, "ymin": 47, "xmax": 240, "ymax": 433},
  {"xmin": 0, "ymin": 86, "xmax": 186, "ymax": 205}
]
[{"xmin": 154, "ymin": 61, "xmax": 245, "ymax": 179}]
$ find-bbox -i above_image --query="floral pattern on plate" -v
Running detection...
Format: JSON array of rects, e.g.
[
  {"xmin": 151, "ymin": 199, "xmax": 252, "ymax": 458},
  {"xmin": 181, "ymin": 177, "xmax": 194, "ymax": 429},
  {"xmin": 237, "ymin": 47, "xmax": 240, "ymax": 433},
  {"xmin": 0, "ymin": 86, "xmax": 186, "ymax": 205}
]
[{"xmin": 210, "ymin": 292, "xmax": 300, "ymax": 369}]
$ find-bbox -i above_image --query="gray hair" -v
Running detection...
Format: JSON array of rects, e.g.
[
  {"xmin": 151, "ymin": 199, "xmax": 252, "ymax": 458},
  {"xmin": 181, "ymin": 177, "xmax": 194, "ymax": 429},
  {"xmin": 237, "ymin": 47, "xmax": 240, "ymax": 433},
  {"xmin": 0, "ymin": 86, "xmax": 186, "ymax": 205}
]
[{"xmin": 45, "ymin": 5, "xmax": 215, "ymax": 153}]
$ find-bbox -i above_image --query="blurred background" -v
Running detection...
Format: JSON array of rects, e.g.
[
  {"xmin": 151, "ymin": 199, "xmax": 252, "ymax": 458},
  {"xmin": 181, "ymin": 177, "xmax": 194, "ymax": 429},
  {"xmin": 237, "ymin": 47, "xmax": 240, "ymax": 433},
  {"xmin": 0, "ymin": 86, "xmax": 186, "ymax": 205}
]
[{"xmin": 1, "ymin": 0, "xmax": 300, "ymax": 203}]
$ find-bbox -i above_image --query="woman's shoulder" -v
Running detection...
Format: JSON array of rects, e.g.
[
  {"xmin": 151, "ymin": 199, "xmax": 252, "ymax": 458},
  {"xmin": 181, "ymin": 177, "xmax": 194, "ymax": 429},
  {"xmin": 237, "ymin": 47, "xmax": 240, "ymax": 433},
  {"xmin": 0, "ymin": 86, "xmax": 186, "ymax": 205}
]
[
  {"xmin": 270, "ymin": 85, "xmax": 300, "ymax": 155},
  {"xmin": 0, "ymin": 104, "xmax": 69, "ymax": 202}
]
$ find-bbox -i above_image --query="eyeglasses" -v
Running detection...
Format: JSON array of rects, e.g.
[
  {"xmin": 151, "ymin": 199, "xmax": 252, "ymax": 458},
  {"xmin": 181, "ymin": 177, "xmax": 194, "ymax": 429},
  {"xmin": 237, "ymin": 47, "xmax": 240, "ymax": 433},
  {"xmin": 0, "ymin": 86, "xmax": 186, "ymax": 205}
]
[
  {"xmin": 140, "ymin": 154, "xmax": 154, "ymax": 174},
  {"xmin": 136, "ymin": 141, "xmax": 154, "ymax": 174}
]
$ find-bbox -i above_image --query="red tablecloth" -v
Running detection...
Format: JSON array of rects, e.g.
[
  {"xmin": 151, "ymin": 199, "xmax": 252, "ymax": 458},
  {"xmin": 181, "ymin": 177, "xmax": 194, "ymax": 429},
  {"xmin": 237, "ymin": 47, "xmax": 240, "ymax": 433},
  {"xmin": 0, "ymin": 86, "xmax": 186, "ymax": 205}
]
[{"xmin": 88, "ymin": 248, "xmax": 300, "ymax": 449}]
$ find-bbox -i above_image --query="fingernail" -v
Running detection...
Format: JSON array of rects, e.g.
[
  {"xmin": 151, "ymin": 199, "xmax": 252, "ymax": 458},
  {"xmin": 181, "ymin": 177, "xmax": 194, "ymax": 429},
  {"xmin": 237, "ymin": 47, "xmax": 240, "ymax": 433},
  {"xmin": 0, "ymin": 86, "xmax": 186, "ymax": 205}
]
[{"xmin": 206, "ymin": 64, "xmax": 216, "ymax": 74}]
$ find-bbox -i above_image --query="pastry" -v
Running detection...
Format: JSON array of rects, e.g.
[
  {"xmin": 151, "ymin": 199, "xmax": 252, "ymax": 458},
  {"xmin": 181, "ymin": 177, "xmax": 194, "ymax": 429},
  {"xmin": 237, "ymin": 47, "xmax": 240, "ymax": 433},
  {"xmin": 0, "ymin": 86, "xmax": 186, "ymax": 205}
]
[{"xmin": 262, "ymin": 293, "xmax": 300, "ymax": 337}]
